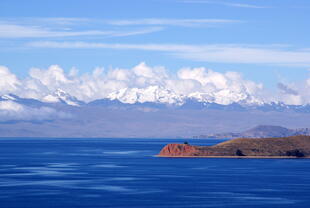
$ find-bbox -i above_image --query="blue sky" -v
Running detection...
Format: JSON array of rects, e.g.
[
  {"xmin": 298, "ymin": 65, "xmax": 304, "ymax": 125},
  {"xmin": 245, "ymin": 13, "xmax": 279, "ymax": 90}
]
[{"xmin": 1, "ymin": 0, "xmax": 310, "ymax": 89}]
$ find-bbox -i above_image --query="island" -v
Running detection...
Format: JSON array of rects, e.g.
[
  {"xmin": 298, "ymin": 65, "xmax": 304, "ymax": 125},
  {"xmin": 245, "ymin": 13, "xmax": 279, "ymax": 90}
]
[{"xmin": 158, "ymin": 135, "xmax": 310, "ymax": 158}]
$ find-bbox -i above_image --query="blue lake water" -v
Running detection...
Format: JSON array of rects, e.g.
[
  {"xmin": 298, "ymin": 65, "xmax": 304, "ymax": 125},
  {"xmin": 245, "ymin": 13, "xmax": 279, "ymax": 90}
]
[{"xmin": 0, "ymin": 138, "xmax": 310, "ymax": 208}]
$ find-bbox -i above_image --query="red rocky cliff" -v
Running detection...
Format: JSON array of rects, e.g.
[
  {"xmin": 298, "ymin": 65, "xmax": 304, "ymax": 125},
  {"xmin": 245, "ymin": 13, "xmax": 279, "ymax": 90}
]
[{"xmin": 158, "ymin": 144, "xmax": 199, "ymax": 157}]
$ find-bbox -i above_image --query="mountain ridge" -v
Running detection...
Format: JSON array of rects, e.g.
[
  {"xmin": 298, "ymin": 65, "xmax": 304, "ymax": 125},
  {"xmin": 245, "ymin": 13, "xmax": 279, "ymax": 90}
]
[
  {"xmin": 195, "ymin": 125, "xmax": 310, "ymax": 139},
  {"xmin": 2, "ymin": 91, "xmax": 310, "ymax": 113},
  {"xmin": 2, "ymin": 92, "xmax": 310, "ymax": 138}
]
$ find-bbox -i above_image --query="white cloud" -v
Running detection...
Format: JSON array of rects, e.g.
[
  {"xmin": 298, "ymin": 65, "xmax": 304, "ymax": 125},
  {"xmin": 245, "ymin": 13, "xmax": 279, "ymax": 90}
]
[
  {"xmin": 29, "ymin": 65, "xmax": 71, "ymax": 86},
  {"xmin": 0, "ymin": 16, "xmax": 242, "ymax": 40},
  {"xmin": 0, "ymin": 63, "xmax": 266, "ymax": 105},
  {"xmin": 106, "ymin": 18, "xmax": 242, "ymax": 27},
  {"xmin": 2, "ymin": 17, "xmax": 89, "ymax": 25},
  {"xmin": 279, "ymin": 94, "xmax": 302, "ymax": 106},
  {"xmin": 276, "ymin": 81, "xmax": 310, "ymax": 105},
  {"xmin": 109, "ymin": 27, "xmax": 163, "ymax": 37},
  {"xmin": 3, "ymin": 63, "xmax": 310, "ymax": 106},
  {"xmin": 0, "ymin": 100, "xmax": 71, "ymax": 122},
  {"xmin": 0, "ymin": 100, "xmax": 23, "ymax": 111},
  {"xmin": 29, "ymin": 17, "xmax": 89, "ymax": 25},
  {"xmin": 177, "ymin": 67, "xmax": 264, "ymax": 105},
  {"xmin": 28, "ymin": 41, "xmax": 310, "ymax": 67},
  {"xmin": 0, "ymin": 66, "xmax": 21, "ymax": 94},
  {"xmin": 0, "ymin": 22, "xmax": 162, "ymax": 38}
]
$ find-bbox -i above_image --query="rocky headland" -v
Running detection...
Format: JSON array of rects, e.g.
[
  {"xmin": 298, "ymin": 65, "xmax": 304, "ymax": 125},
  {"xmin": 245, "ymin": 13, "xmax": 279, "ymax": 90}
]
[{"xmin": 158, "ymin": 135, "xmax": 310, "ymax": 158}]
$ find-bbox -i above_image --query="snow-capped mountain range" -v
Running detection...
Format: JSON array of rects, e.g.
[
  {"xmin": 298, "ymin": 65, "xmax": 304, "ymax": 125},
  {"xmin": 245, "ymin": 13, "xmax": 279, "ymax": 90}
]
[
  {"xmin": 107, "ymin": 86, "xmax": 184, "ymax": 105},
  {"xmin": 106, "ymin": 85, "xmax": 263, "ymax": 106},
  {"xmin": 2, "ymin": 63, "xmax": 310, "ymax": 138},
  {"xmin": 1, "ymin": 87, "xmax": 310, "ymax": 113},
  {"xmin": 1, "ymin": 88, "xmax": 310, "ymax": 138},
  {"xmin": 0, "ymin": 90, "xmax": 82, "ymax": 107}
]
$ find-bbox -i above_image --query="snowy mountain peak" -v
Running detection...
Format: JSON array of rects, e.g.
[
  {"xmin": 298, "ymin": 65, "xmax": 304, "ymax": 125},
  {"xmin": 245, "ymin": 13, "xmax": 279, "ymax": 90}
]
[
  {"xmin": 43, "ymin": 89, "xmax": 82, "ymax": 106},
  {"xmin": 187, "ymin": 90, "xmax": 263, "ymax": 106},
  {"xmin": 105, "ymin": 85, "xmax": 265, "ymax": 106},
  {"xmin": 107, "ymin": 86, "xmax": 184, "ymax": 105}
]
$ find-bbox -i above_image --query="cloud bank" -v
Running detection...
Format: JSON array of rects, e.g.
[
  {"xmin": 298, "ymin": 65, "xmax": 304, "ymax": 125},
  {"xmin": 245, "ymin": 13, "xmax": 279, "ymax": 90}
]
[
  {"xmin": 0, "ymin": 100, "xmax": 71, "ymax": 122},
  {"xmin": 1, "ymin": 63, "xmax": 310, "ymax": 106},
  {"xmin": 0, "ymin": 63, "xmax": 265, "ymax": 105}
]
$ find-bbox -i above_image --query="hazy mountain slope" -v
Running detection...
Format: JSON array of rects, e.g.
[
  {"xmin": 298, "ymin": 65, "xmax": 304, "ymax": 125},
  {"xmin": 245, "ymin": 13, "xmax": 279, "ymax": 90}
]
[
  {"xmin": 1, "ymin": 93, "xmax": 310, "ymax": 138},
  {"xmin": 201, "ymin": 125, "xmax": 310, "ymax": 139},
  {"xmin": 1, "ymin": 106, "xmax": 310, "ymax": 138}
]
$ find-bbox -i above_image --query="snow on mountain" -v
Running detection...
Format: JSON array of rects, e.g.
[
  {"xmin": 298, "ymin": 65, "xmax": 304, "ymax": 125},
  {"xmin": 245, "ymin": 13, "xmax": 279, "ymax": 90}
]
[
  {"xmin": 187, "ymin": 90, "xmax": 264, "ymax": 106},
  {"xmin": 0, "ymin": 87, "xmax": 308, "ymax": 112},
  {"xmin": 42, "ymin": 89, "xmax": 83, "ymax": 106},
  {"xmin": 107, "ymin": 86, "xmax": 184, "ymax": 105},
  {"xmin": 105, "ymin": 84, "xmax": 265, "ymax": 106},
  {"xmin": 1, "ymin": 63, "xmax": 300, "ymax": 107}
]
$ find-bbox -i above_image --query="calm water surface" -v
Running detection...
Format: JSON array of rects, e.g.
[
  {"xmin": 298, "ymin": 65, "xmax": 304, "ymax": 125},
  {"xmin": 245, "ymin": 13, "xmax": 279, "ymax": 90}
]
[{"xmin": 0, "ymin": 138, "xmax": 309, "ymax": 208}]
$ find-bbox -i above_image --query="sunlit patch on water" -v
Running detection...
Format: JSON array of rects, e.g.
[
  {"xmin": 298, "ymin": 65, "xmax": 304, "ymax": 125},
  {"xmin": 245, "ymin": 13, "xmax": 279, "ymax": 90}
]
[
  {"xmin": 89, "ymin": 185, "xmax": 134, "ymax": 192},
  {"xmin": 102, "ymin": 150, "xmax": 148, "ymax": 155},
  {"xmin": 0, "ymin": 179, "xmax": 88, "ymax": 188},
  {"xmin": 10, "ymin": 166, "xmax": 79, "ymax": 176},
  {"xmin": 107, "ymin": 177, "xmax": 138, "ymax": 181},
  {"xmin": 47, "ymin": 163, "xmax": 79, "ymax": 168},
  {"xmin": 93, "ymin": 164, "xmax": 127, "ymax": 168}
]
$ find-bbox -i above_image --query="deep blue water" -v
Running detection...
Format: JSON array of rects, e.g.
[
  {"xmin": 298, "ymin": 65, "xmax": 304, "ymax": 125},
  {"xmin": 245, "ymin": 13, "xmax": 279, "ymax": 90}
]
[{"xmin": 0, "ymin": 138, "xmax": 310, "ymax": 208}]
